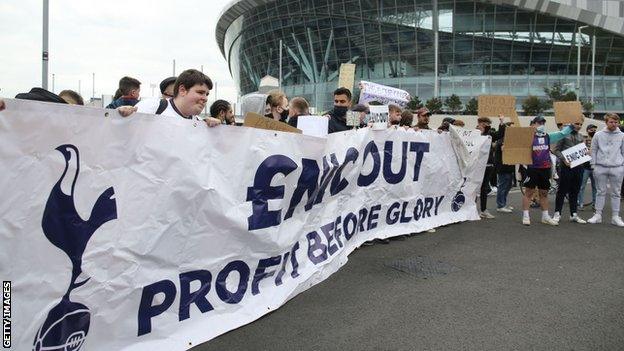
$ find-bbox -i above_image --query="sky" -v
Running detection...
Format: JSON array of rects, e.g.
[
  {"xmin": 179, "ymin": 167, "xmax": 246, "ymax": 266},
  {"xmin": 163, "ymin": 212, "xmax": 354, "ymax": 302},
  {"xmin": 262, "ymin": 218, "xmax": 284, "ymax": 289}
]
[{"xmin": 0, "ymin": 0, "xmax": 238, "ymax": 104}]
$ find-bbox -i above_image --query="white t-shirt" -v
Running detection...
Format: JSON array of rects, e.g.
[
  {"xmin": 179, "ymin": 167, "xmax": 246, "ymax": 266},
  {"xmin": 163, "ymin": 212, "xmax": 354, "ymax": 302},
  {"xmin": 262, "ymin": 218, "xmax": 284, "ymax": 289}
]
[{"xmin": 134, "ymin": 98, "xmax": 196, "ymax": 119}]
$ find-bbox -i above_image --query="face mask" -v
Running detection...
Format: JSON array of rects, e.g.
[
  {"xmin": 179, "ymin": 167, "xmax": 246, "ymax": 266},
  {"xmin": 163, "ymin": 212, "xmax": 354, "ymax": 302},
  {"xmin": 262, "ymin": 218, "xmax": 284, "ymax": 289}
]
[
  {"xmin": 588, "ymin": 131, "xmax": 595, "ymax": 137},
  {"xmin": 536, "ymin": 125, "xmax": 545, "ymax": 133},
  {"xmin": 333, "ymin": 106, "xmax": 348, "ymax": 118},
  {"xmin": 390, "ymin": 119, "xmax": 400, "ymax": 126},
  {"xmin": 280, "ymin": 109, "xmax": 289, "ymax": 120},
  {"xmin": 483, "ymin": 126, "xmax": 491, "ymax": 134}
]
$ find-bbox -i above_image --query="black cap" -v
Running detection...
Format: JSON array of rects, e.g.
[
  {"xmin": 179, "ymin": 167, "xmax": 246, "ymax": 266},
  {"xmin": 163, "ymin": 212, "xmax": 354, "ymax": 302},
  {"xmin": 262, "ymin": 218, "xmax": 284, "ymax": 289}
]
[
  {"xmin": 586, "ymin": 124, "xmax": 597, "ymax": 130},
  {"xmin": 443, "ymin": 117, "xmax": 456, "ymax": 124},
  {"xmin": 15, "ymin": 88, "xmax": 67, "ymax": 104},
  {"xmin": 531, "ymin": 115, "xmax": 546, "ymax": 124},
  {"xmin": 159, "ymin": 76, "xmax": 177, "ymax": 94},
  {"xmin": 351, "ymin": 104, "xmax": 369, "ymax": 113}
]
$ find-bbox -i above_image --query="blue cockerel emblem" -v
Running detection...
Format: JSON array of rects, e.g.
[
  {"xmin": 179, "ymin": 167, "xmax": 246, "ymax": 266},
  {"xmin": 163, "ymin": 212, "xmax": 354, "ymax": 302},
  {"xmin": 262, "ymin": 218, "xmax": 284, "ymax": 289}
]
[{"xmin": 33, "ymin": 145, "xmax": 117, "ymax": 351}]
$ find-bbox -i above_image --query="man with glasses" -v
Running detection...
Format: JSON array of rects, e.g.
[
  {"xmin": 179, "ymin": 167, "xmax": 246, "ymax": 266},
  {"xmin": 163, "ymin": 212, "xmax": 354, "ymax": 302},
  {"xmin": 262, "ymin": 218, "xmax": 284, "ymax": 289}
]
[
  {"xmin": 552, "ymin": 120, "xmax": 587, "ymax": 224},
  {"xmin": 160, "ymin": 76, "xmax": 176, "ymax": 99}
]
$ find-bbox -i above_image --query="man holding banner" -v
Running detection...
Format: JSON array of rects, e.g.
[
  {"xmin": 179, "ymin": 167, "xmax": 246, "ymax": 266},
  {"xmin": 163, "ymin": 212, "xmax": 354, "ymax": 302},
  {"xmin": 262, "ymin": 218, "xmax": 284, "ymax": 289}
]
[{"xmin": 587, "ymin": 113, "xmax": 624, "ymax": 226}]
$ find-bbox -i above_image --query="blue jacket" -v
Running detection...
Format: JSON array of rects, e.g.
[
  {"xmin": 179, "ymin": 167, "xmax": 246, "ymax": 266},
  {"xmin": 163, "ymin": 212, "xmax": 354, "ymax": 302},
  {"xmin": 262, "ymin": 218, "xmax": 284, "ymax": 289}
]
[{"xmin": 106, "ymin": 98, "xmax": 139, "ymax": 109}]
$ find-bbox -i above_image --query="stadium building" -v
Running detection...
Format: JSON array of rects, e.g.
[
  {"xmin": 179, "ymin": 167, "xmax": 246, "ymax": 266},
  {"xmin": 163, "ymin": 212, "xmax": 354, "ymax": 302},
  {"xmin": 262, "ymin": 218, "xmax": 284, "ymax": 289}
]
[{"xmin": 216, "ymin": 0, "xmax": 624, "ymax": 113}]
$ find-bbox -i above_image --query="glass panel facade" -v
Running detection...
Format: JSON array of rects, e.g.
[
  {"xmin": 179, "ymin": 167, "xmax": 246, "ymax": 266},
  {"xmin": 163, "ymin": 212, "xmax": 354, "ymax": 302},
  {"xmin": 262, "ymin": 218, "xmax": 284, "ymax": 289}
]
[{"xmin": 223, "ymin": 0, "xmax": 624, "ymax": 112}]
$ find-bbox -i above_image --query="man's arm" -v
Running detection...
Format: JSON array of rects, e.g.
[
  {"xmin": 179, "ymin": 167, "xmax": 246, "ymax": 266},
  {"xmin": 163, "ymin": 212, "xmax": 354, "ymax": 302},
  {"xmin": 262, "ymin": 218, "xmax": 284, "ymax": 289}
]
[
  {"xmin": 590, "ymin": 133, "xmax": 599, "ymax": 167},
  {"xmin": 548, "ymin": 125, "xmax": 573, "ymax": 144}
]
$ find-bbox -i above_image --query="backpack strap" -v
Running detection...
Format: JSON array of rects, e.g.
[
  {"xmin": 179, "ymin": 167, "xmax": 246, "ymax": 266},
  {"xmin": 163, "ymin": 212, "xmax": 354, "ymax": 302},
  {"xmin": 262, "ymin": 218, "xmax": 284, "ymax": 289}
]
[{"xmin": 155, "ymin": 99, "xmax": 169, "ymax": 115}]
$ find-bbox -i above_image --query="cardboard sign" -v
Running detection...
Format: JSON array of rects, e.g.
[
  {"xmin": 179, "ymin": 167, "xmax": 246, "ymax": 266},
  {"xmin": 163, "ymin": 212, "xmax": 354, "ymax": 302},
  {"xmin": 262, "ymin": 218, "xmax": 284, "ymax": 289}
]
[
  {"xmin": 562, "ymin": 142, "xmax": 591, "ymax": 168},
  {"xmin": 478, "ymin": 95, "xmax": 520, "ymax": 125},
  {"xmin": 243, "ymin": 112, "xmax": 302, "ymax": 134},
  {"xmin": 296, "ymin": 115, "xmax": 329, "ymax": 138},
  {"xmin": 502, "ymin": 127, "xmax": 535, "ymax": 165},
  {"xmin": 338, "ymin": 63, "xmax": 356, "ymax": 93},
  {"xmin": 554, "ymin": 101, "xmax": 584, "ymax": 124}
]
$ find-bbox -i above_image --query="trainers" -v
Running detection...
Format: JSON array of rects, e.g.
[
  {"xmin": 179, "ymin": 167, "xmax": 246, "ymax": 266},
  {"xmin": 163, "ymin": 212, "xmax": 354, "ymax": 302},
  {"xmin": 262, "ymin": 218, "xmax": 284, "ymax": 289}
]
[
  {"xmin": 541, "ymin": 217, "xmax": 559, "ymax": 226},
  {"xmin": 612, "ymin": 216, "xmax": 624, "ymax": 227},
  {"xmin": 505, "ymin": 205, "xmax": 514, "ymax": 211},
  {"xmin": 522, "ymin": 217, "xmax": 531, "ymax": 226},
  {"xmin": 552, "ymin": 212, "xmax": 561, "ymax": 223},
  {"xmin": 570, "ymin": 214, "xmax": 587, "ymax": 224},
  {"xmin": 587, "ymin": 213, "xmax": 602, "ymax": 224},
  {"xmin": 496, "ymin": 207, "xmax": 512, "ymax": 213},
  {"xmin": 480, "ymin": 210, "xmax": 495, "ymax": 219}
]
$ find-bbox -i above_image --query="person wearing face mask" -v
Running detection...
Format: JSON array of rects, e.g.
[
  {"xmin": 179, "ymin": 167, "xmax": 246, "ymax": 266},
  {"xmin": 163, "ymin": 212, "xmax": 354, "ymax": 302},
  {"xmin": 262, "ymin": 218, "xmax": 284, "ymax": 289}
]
[
  {"xmin": 578, "ymin": 124, "xmax": 598, "ymax": 210},
  {"xmin": 551, "ymin": 120, "xmax": 587, "ymax": 224},
  {"xmin": 286, "ymin": 97, "xmax": 310, "ymax": 128},
  {"xmin": 521, "ymin": 115, "xmax": 573, "ymax": 226},
  {"xmin": 265, "ymin": 91, "xmax": 289, "ymax": 122},
  {"xmin": 327, "ymin": 88, "xmax": 353, "ymax": 133},
  {"xmin": 587, "ymin": 113, "xmax": 624, "ymax": 226},
  {"xmin": 476, "ymin": 117, "xmax": 496, "ymax": 219}
]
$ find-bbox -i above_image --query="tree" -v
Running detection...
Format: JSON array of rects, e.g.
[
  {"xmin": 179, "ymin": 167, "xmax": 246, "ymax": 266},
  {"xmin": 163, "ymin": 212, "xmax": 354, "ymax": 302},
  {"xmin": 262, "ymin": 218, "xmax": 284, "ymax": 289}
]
[
  {"xmin": 522, "ymin": 95, "xmax": 549, "ymax": 116},
  {"xmin": 425, "ymin": 97, "xmax": 443, "ymax": 114},
  {"xmin": 407, "ymin": 96, "xmax": 423, "ymax": 110},
  {"xmin": 544, "ymin": 82, "xmax": 577, "ymax": 106},
  {"xmin": 581, "ymin": 99, "xmax": 594, "ymax": 116},
  {"xmin": 465, "ymin": 97, "xmax": 478, "ymax": 115},
  {"xmin": 444, "ymin": 94, "xmax": 463, "ymax": 114}
]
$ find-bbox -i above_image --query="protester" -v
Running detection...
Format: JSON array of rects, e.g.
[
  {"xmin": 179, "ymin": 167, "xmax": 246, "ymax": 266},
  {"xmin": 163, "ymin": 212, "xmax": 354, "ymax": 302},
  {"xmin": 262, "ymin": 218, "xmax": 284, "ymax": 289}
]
[
  {"xmin": 521, "ymin": 115, "xmax": 573, "ymax": 225},
  {"xmin": 437, "ymin": 121, "xmax": 451, "ymax": 132},
  {"xmin": 265, "ymin": 91, "xmax": 288, "ymax": 122},
  {"xmin": 452, "ymin": 119, "xmax": 465, "ymax": 127},
  {"xmin": 587, "ymin": 113, "xmax": 624, "ymax": 226},
  {"xmin": 210, "ymin": 99, "xmax": 235, "ymax": 125},
  {"xmin": 59, "ymin": 90, "xmax": 84, "ymax": 105},
  {"xmin": 578, "ymin": 124, "xmax": 598, "ymax": 210},
  {"xmin": 552, "ymin": 120, "xmax": 587, "ymax": 224},
  {"xmin": 160, "ymin": 76, "xmax": 177, "ymax": 99},
  {"xmin": 388, "ymin": 104, "xmax": 402, "ymax": 126},
  {"xmin": 399, "ymin": 110, "xmax": 413, "ymax": 129},
  {"xmin": 476, "ymin": 117, "xmax": 495, "ymax": 219},
  {"xmin": 106, "ymin": 76, "xmax": 141, "ymax": 109},
  {"xmin": 415, "ymin": 107, "xmax": 431, "ymax": 130},
  {"xmin": 287, "ymin": 97, "xmax": 310, "ymax": 128},
  {"xmin": 121, "ymin": 69, "xmax": 220, "ymax": 127},
  {"xmin": 327, "ymin": 88, "xmax": 353, "ymax": 133},
  {"xmin": 15, "ymin": 87, "xmax": 67, "ymax": 103},
  {"xmin": 494, "ymin": 117, "xmax": 515, "ymax": 213}
]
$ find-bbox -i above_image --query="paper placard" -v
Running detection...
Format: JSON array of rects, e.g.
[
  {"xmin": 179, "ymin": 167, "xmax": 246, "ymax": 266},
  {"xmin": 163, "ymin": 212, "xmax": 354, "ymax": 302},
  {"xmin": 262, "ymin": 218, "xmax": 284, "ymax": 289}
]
[
  {"xmin": 554, "ymin": 101, "xmax": 584, "ymax": 124},
  {"xmin": 359, "ymin": 81, "xmax": 410, "ymax": 107},
  {"xmin": 243, "ymin": 112, "xmax": 302, "ymax": 134},
  {"xmin": 338, "ymin": 63, "xmax": 356, "ymax": 93},
  {"xmin": 562, "ymin": 142, "xmax": 591, "ymax": 168},
  {"xmin": 478, "ymin": 95, "xmax": 519, "ymax": 125},
  {"xmin": 502, "ymin": 127, "xmax": 535, "ymax": 165},
  {"xmin": 296, "ymin": 115, "xmax": 329, "ymax": 138}
]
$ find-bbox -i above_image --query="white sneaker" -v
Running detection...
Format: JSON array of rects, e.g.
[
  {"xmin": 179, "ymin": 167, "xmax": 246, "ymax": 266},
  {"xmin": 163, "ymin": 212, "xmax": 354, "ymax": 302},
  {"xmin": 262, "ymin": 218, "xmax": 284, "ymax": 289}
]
[
  {"xmin": 570, "ymin": 214, "xmax": 587, "ymax": 224},
  {"xmin": 612, "ymin": 216, "xmax": 624, "ymax": 227},
  {"xmin": 505, "ymin": 205, "xmax": 514, "ymax": 211},
  {"xmin": 496, "ymin": 207, "xmax": 512, "ymax": 213},
  {"xmin": 522, "ymin": 217, "xmax": 531, "ymax": 226},
  {"xmin": 541, "ymin": 216, "xmax": 559, "ymax": 226},
  {"xmin": 480, "ymin": 210, "xmax": 495, "ymax": 219},
  {"xmin": 552, "ymin": 212, "xmax": 561, "ymax": 223},
  {"xmin": 587, "ymin": 213, "xmax": 602, "ymax": 224},
  {"xmin": 427, "ymin": 228, "xmax": 437, "ymax": 233}
]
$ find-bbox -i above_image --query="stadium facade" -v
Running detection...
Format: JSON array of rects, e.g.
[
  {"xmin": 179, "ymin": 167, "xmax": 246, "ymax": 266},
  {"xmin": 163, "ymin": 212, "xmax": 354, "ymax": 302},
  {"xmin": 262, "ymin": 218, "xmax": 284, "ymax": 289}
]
[{"xmin": 216, "ymin": 0, "xmax": 624, "ymax": 113}]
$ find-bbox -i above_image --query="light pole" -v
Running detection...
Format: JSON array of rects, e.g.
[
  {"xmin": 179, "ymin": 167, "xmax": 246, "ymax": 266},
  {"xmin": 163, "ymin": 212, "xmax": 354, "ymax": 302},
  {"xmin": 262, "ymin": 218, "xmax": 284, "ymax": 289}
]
[
  {"xmin": 42, "ymin": 0, "xmax": 49, "ymax": 89},
  {"xmin": 576, "ymin": 25, "xmax": 588, "ymax": 101},
  {"xmin": 591, "ymin": 33, "xmax": 596, "ymax": 104}
]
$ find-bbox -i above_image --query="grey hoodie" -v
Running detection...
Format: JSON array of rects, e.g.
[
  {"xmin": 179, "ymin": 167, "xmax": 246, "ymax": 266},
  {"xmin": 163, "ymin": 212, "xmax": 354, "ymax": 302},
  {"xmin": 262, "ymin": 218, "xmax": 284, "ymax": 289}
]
[{"xmin": 591, "ymin": 127, "xmax": 624, "ymax": 167}]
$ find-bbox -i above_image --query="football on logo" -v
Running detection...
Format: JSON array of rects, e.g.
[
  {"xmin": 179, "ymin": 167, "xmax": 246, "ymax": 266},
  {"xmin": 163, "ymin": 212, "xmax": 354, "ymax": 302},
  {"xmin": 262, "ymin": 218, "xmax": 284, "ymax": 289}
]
[
  {"xmin": 32, "ymin": 299, "xmax": 90, "ymax": 351},
  {"xmin": 451, "ymin": 191, "xmax": 465, "ymax": 212}
]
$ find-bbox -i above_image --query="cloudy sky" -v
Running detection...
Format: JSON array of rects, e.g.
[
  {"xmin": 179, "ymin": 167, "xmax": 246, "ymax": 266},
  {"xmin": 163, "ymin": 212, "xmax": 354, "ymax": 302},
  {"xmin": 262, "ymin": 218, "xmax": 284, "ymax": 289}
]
[{"xmin": 0, "ymin": 0, "xmax": 237, "ymax": 103}]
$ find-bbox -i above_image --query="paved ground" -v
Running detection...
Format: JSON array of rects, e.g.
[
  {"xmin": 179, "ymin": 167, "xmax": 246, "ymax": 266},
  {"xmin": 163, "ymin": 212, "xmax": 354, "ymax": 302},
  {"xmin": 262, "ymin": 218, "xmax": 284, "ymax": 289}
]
[{"xmin": 194, "ymin": 191, "xmax": 624, "ymax": 351}]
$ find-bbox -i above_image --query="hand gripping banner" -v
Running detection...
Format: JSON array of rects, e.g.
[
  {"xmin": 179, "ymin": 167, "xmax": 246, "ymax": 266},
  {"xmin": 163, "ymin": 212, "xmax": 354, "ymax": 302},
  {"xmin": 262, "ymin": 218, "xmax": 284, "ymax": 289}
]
[{"xmin": 0, "ymin": 99, "xmax": 489, "ymax": 350}]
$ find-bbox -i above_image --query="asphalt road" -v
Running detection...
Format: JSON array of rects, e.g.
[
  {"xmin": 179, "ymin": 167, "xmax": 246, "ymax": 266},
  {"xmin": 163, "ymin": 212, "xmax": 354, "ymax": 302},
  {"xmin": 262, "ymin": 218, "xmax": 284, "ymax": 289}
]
[{"xmin": 194, "ymin": 190, "xmax": 624, "ymax": 351}]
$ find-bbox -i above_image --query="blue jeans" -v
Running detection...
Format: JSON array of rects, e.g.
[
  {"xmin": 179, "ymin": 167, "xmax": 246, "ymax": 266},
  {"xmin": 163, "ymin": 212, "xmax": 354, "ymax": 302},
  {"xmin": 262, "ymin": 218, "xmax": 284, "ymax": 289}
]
[
  {"xmin": 496, "ymin": 172, "xmax": 513, "ymax": 209},
  {"xmin": 578, "ymin": 168, "xmax": 596, "ymax": 206}
]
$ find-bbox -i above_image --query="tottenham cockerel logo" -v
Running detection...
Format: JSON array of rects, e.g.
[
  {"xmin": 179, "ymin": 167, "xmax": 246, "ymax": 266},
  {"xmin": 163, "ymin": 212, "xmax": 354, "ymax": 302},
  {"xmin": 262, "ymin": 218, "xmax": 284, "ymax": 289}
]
[{"xmin": 33, "ymin": 145, "xmax": 117, "ymax": 351}]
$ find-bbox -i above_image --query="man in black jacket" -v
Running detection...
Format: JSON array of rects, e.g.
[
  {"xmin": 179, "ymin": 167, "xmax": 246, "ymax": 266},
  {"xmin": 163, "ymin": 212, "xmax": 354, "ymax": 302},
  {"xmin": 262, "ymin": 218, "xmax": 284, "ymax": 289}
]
[
  {"xmin": 327, "ymin": 88, "xmax": 353, "ymax": 133},
  {"xmin": 494, "ymin": 118, "xmax": 515, "ymax": 213}
]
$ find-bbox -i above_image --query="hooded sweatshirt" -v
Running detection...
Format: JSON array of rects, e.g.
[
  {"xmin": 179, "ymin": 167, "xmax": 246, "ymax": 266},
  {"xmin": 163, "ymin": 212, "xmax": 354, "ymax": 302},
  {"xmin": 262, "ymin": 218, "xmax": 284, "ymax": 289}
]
[{"xmin": 591, "ymin": 127, "xmax": 624, "ymax": 168}]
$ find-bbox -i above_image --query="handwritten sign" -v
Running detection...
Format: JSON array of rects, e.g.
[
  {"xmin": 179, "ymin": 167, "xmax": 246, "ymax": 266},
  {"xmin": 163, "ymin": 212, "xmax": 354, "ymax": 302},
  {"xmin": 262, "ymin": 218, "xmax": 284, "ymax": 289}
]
[
  {"xmin": 478, "ymin": 95, "xmax": 519, "ymax": 125},
  {"xmin": 338, "ymin": 63, "xmax": 356, "ymax": 93},
  {"xmin": 554, "ymin": 101, "xmax": 584, "ymax": 124},
  {"xmin": 502, "ymin": 127, "xmax": 535, "ymax": 165},
  {"xmin": 561, "ymin": 142, "xmax": 591, "ymax": 168},
  {"xmin": 359, "ymin": 81, "xmax": 410, "ymax": 107},
  {"xmin": 243, "ymin": 112, "xmax": 302, "ymax": 134}
]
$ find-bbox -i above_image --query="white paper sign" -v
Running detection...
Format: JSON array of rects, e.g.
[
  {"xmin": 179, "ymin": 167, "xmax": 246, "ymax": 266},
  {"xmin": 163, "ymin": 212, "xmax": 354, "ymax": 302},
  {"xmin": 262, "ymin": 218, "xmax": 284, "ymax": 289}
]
[
  {"xmin": 296, "ymin": 115, "xmax": 329, "ymax": 138},
  {"xmin": 359, "ymin": 81, "xmax": 410, "ymax": 107},
  {"xmin": 562, "ymin": 142, "xmax": 591, "ymax": 168},
  {"xmin": 0, "ymin": 99, "xmax": 488, "ymax": 351}
]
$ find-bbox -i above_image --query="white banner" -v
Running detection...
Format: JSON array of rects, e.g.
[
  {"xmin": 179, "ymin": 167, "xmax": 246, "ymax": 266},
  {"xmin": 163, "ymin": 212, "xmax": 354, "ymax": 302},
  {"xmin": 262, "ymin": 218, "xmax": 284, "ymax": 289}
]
[
  {"xmin": 561, "ymin": 142, "xmax": 591, "ymax": 168},
  {"xmin": 0, "ymin": 99, "xmax": 488, "ymax": 351},
  {"xmin": 358, "ymin": 81, "xmax": 410, "ymax": 107}
]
